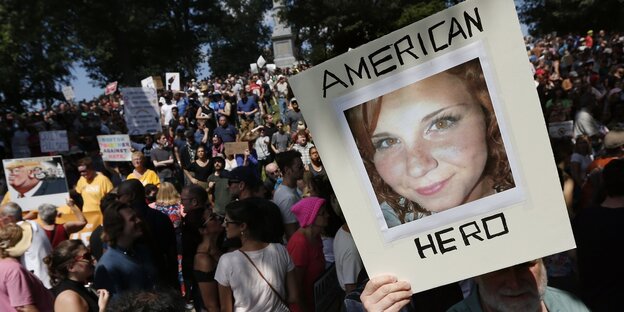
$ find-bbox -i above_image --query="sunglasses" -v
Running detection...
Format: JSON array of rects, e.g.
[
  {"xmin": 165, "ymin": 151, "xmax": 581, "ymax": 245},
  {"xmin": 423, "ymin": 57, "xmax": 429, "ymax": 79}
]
[{"xmin": 201, "ymin": 213, "xmax": 224, "ymax": 228}]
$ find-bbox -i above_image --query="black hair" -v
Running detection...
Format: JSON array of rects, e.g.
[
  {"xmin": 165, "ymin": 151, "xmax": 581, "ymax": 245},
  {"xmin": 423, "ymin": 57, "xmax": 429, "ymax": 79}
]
[
  {"xmin": 104, "ymin": 288, "xmax": 185, "ymax": 312},
  {"xmin": 603, "ymin": 158, "xmax": 624, "ymax": 197},
  {"xmin": 275, "ymin": 150, "xmax": 302, "ymax": 173},
  {"xmin": 225, "ymin": 198, "xmax": 284, "ymax": 243}
]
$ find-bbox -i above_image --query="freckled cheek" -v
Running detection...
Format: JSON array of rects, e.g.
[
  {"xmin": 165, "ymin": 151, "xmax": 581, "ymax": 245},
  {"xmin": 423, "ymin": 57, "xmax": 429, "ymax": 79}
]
[{"xmin": 374, "ymin": 152, "xmax": 405, "ymax": 185}]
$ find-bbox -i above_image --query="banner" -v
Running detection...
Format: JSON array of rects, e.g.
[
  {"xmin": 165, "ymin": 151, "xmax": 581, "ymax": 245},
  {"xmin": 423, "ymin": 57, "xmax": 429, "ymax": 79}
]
[
  {"xmin": 2, "ymin": 156, "xmax": 69, "ymax": 210},
  {"xmin": 121, "ymin": 87, "xmax": 161, "ymax": 135},
  {"xmin": 62, "ymin": 86, "xmax": 74, "ymax": 101},
  {"xmin": 288, "ymin": 0, "xmax": 574, "ymax": 293},
  {"xmin": 39, "ymin": 130, "xmax": 69, "ymax": 153},
  {"xmin": 165, "ymin": 72, "xmax": 180, "ymax": 91},
  {"xmin": 105, "ymin": 81, "xmax": 118, "ymax": 95},
  {"xmin": 97, "ymin": 134, "xmax": 132, "ymax": 161}
]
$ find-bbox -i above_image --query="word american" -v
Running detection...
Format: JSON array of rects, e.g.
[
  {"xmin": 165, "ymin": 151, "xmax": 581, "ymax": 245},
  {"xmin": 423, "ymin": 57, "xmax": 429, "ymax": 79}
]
[{"xmin": 322, "ymin": 7, "xmax": 484, "ymax": 98}]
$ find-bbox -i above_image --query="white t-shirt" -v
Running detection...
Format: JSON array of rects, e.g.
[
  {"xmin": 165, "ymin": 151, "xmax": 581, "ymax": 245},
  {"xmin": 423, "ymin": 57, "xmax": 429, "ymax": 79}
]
[
  {"xmin": 215, "ymin": 244, "xmax": 294, "ymax": 312},
  {"xmin": 333, "ymin": 227, "xmax": 363, "ymax": 291},
  {"xmin": 161, "ymin": 103, "xmax": 175, "ymax": 126},
  {"xmin": 272, "ymin": 185, "xmax": 300, "ymax": 225},
  {"xmin": 19, "ymin": 220, "xmax": 53, "ymax": 288}
]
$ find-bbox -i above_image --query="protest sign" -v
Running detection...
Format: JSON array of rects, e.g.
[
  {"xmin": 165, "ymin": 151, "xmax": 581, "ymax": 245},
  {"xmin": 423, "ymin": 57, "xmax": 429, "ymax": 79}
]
[
  {"xmin": 39, "ymin": 130, "xmax": 69, "ymax": 153},
  {"xmin": 121, "ymin": 87, "xmax": 161, "ymax": 135},
  {"xmin": 165, "ymin": 72, "xmax": 180, "ymax": 91},
  {"xmin": 548, "ymin": 120, "xmax": 574, "ymax": 138},
  {"xmin": 257, "ymin": 55, "xmax": 267, "ymax": 68},
  {"xmin": 141, "ymin": 76, "xmax": 164, "ymax": 90},
  {"xmin": 97, "ymin": 134, "xmax": 132, "ymax": 161},
  {"xmin": 224, "ymin": 142, "xmax": 249, "ymax": 155},
  {"xmin": 266, "ymin": 64, "xmax": 277, "ymax": 72},
  {"xmin": 62, "ymin": 86, "xmax": 74, "ymax": 101},
  {"xmin": 2, "ymin": 156, "xmax": 69, "ymax": 209},
  {"xmin": 288, "ymin": 0, "xmax": 574, "ymax": 293},
  {"xmin": 105, "ymin": 81, "xmax": 118, "ymax": 95},
  {"xmin": 249, "ymin": 63, "xmax": 259, "ymax": 74}
]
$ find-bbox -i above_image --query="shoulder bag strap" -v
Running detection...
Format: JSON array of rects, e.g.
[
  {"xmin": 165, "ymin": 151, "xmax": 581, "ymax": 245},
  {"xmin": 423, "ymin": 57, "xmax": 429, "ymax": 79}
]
[{"xmin": 239, "ymin": 250, "xmax": 289, "ymax": 308}]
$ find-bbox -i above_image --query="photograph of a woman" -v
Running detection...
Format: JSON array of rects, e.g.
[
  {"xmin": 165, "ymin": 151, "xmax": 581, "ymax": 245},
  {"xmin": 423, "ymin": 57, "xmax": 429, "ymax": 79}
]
[{"xmin": 345, "ymin": 58, "xmax": 515, "ymax": 228}]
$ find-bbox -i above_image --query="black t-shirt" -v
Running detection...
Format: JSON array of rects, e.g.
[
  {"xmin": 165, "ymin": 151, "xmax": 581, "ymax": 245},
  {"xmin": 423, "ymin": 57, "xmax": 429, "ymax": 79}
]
[{"xmin": 188, "ymin": 161, "xmax": 212, "ymax": 182}]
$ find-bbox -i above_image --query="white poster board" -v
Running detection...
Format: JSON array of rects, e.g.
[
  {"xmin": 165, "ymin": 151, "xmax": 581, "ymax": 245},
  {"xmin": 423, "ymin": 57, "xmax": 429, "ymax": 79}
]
[
  {"xmin": 61, "ymin": 86, "xmax": 74, "ymax": 101},
  {"xmin": 165, "ymin": 72, "xmax": 180, "ymax": 91},
  {"xmin": 288, "ymin": 0, "xmax": 575, "ymax": 293},
  {"xmin": 97, "ymin": 134, "xmax": 132, "ymax": 161},
  {"xmin": 105, "ymin": 81, "xmax": 118, "ymax": 95},
  {"xmin": 257, "ymin": 55, "xmax": 267, "ymax": 68},
  {"xmin": 3, "ymin": 156, "xmax": 69, "ymax": 210},
  {"xmin": 121, "ymin": 87, "xmax": 161, "ymax": 135},
  {"xmin": 141, "ymin": 76, "xmax": 156, "ymax": 89},
  {"xmin": 39, "ymin": 130, "xmax": 69, "ymax": 153}
]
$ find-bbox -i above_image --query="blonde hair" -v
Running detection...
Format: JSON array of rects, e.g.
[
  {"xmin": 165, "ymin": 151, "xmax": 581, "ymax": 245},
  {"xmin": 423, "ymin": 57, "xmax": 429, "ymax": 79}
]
[
  {"xmin": 0, "ymin": 223, "xmax": 23, "ymax": 258},
  {"xmin": 155, "ymin": 182, "xmax": 180, "ymax": 206}
]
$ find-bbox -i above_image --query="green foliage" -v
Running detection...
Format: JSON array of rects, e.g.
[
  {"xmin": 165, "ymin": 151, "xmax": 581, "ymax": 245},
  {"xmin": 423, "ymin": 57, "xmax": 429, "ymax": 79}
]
[
  {"xmin": 0, "ymin": 0, "xmax": 75, "ymax": 111},
  {"xmin": 518, "ymin": 0, "xmax": 624, "ymax": 36},
  {"xmin": 206, "ymin": 0, "xmax": 273, "ymax": 77},
  {"xmin": 279, "ymin": 0, "xmax": 449, "ymax": 65}
]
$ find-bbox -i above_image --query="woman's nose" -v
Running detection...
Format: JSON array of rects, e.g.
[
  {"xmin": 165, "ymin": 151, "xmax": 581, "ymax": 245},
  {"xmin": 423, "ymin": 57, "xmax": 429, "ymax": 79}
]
[{"xmin": 406, "ymin": 142, "xmax": 438, "ymax": 178}]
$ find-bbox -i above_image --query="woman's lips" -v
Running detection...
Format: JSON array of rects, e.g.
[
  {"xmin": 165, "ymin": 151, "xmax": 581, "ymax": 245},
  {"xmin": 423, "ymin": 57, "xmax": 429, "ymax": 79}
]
[{"xmin": 415, "ymin": 176, "xmax": 451, "ymax": 196}]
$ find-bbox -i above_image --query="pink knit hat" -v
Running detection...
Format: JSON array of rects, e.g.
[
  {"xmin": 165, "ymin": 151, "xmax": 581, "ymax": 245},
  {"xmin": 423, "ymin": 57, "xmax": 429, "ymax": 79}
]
[{"xmin": 291, "ymin": 197, "xmax": 326, "ymax": 227}]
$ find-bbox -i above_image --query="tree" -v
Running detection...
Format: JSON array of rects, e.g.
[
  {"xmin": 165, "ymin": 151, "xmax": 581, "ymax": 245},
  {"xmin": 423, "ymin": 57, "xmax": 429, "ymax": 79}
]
[
  {"xmin": 71, "ymin": 0, "xmax": 206, "ymax": 87},
  {"xmin": 0, "ymin": 0, "xmax": 76, "ymax": 112},
  {"xmin": 279, "ymin": 0, "xmax": 448, "ymax": 65},
  {"xmin": 205, "ymin": 0, "xmax": 273, "ymax": 77},
  {"xmin": 518, "ymin": 0, "xmax": 624, "ymax": 36}
]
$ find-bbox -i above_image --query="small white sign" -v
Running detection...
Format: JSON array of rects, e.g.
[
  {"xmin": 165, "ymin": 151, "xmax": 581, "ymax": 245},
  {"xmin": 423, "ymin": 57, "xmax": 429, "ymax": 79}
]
[
  {"xmin": 121, "ymin": 87, "xmax": 161, "ymax": 135},
  {"xmin": 165, "ymin": 72, "xmax": 180, "ymax": 91}
]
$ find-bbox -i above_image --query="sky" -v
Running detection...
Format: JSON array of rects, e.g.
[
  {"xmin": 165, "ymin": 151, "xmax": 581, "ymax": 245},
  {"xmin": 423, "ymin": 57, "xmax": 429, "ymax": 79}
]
[{"xmin": 69, "ymin": 2, "xmax": 529, "ymax": 102}]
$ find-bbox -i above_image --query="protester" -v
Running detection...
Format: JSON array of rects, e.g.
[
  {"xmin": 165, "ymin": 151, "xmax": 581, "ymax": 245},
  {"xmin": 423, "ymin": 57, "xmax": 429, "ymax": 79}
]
[
  {"xmin": 38, "ymin": 199, "xmax": 87, "ymax": 248},
  {"xmin": 0, "ymin": 222, "xmax": 54, "ymax": 311},
  {"xmin": 215, "ymin": 199, "xmax": 300, "ymax": 312},
  {"xmin": 45, "ymin": 239, "xmax": 109, "ymax": 312},
  {"xmin": 288, "ymin": 197, "xmax": 329, "ymax": 312}
]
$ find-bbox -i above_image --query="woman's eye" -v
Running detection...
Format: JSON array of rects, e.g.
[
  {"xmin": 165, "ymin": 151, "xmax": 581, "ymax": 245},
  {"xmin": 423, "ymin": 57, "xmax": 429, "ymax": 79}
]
[
  {"xmin": 428, "ymin": 115, "xmax": 459, "ymax": 132},
  {"xmin": 374, "ymin": 137, "xmax": 401, "ymax": 150}
]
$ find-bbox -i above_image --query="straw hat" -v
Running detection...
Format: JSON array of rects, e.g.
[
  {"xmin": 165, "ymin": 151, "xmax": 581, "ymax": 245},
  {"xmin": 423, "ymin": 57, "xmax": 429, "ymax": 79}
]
[{"xmin": 0, "ymin": 222, "xmax": 33, "ymax": 258}]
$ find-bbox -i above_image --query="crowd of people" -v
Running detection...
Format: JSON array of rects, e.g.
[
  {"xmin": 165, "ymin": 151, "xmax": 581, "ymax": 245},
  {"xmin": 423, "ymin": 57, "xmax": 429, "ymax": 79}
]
[{"xmin": 0, "ymin": 29, "xmax": 622, "ymax": 312}]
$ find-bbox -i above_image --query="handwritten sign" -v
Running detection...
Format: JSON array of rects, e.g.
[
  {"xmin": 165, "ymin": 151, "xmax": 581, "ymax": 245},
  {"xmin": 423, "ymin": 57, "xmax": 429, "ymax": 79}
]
[
  {"xmin": 62, "ymin": 86, "xmax": 74, "ymax": 101},
  {"xmin": 121, "ymin": 87, "xmax": 161, "ymax": 135},
  {"xmin": 97, "ymin": 134, "xmax": 132, "ymax": 161},
  {"xmin": 225, "ymin": 142, "xmax": 249, "ymax": 155},
  {"xmin": 39, "ymin": 131, "xmax": 69, "ymax": 153}
]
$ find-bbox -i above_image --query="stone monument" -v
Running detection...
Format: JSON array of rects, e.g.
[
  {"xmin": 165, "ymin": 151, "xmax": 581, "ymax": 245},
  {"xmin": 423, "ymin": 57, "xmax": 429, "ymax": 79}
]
[{"xmin": 271, "ymin": 0, "xmax": 297, "ymax": 68}]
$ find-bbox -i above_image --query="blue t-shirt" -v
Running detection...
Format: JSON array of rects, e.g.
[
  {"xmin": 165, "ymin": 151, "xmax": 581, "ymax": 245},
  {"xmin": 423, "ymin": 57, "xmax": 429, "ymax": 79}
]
[{"xmin": 237, "ymin": 97, "xmax": 258, "ymax": 120}]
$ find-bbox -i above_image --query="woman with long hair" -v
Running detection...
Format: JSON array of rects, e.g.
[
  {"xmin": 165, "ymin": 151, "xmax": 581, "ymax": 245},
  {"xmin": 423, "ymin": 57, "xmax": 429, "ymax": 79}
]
[
  {"xmin": 194, "ymin": 209, "xmax": 226, "ymax": 312},
  {"xmin": 185, "ymin": 145, "xmax": 212, "ymax": 191},
  {"xmin": 45, "ymin": 239, "xmax": 109, "ymax": 312},
  {"xmin": 345, "ymin": 58, "xmax": 515, "ymax": 227},
  {"xmin": 215, "ymin": 198, "xmax": 300, "ymax": 312}
]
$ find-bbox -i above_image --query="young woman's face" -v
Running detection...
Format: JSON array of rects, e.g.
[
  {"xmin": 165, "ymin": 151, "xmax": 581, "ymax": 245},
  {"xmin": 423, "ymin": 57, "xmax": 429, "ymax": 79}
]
[{"xmin": 371, "ymin": 72, "xmax": 489, "ymax": 212}]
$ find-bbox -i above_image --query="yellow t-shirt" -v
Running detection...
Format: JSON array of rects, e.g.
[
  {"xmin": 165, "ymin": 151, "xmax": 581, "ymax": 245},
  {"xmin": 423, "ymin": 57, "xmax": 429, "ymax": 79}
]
[
  {"xmin": 127, "ymin": 169, "xmax": 161, "ymax": 187},
  {"xmin": 76, "ymin": 172, "xmax": 113, "ymax": 213}
]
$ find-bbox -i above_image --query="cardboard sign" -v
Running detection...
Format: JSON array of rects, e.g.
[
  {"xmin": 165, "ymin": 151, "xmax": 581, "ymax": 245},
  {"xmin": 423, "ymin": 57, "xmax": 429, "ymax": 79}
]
[
  {"xmin": 105, "ymin": 81, "xmax": 118, "ymax": 95},
  {"xmin": 141, "ymin": 76, "xmax": 164, "ymax": 90},
  {"xmin": 2, "ymin": 156, "xmax": 69, "ymax": 210},
  {"xmin": 165, "ymin": 72, "xmax": 181, "ymax": 91},
  {"xmin": 62, "ymin": 86, "xmax": 74, "ymax": 101},
  {"xmin": 121, "ymin": 87, "xmax": 161, "ymax": 135},
  {"xmin": 39, "ymin": 130, "xmax": 69, "ymax": 153},
  {"xmin": 288, "ymin": 0, "xmax": 574, "ymax": 293},
  {"xmin": 97, "ymin": 134, "xmax": 132, "ymax": 161},
  {"xmin": 224, "ymin": 142, "xmax": 249, "ymax": 155},
  {"xmin": 548, "ymin": 120, "xmax": 574, "ymax": 138}
]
